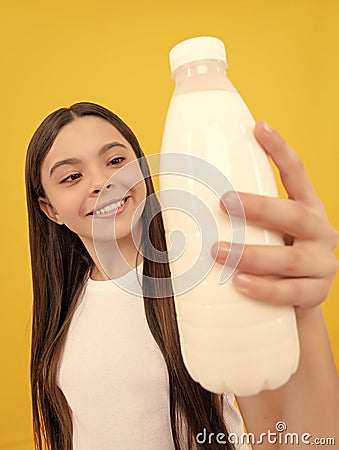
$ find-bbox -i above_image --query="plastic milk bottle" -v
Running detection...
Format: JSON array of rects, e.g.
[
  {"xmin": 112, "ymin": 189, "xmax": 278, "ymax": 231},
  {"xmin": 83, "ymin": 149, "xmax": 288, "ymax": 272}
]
[{"xmin": 159, "ymin": 36, "xmax": 300, "ymax": 396}]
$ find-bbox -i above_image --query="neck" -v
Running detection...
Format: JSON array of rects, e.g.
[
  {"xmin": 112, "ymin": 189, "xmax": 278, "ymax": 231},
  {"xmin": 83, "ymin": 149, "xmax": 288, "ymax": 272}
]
[{"xmin": 81, "ymin": 223, "xmax": 144, "ymax": 281}]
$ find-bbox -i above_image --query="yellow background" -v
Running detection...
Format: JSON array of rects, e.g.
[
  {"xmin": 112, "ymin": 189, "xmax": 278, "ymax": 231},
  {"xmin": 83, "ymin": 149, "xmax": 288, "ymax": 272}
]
[{"xmin": 1, "ymin": 0, "xmax": 338, "ymax": 448}]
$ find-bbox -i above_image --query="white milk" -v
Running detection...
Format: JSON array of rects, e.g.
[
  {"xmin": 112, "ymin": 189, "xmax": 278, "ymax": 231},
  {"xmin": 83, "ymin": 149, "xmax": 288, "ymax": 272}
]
[{"xmin": 159, "ymin": 37, "xmax": 300, "ymax": 396}]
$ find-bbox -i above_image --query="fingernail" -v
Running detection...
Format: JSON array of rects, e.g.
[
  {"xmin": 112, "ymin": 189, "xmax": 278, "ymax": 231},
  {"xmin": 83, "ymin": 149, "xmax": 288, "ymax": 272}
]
[
  {"xmin": 235, "ymin": 273, "xmax": 253, "ymax": 292},
  {"xmin": 221, "ymin": 191, "xmax": 242, "ymax": 216},
  {"xmin": 263, "ymin": 121, "xmax": 273, "ymax": 133},
  {"xmin": 211, "ymin": 242, "xmax": 230, "ymax": 260}
]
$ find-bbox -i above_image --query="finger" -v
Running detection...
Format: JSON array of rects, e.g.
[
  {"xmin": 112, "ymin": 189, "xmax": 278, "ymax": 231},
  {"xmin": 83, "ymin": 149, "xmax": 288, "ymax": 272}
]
[
  {"xmin": 232, "ymin": 272, "xmax": 331, "ymax": 308},
  {"xmin": 221, "ymin": 191, "xmax": 331, "ymax": 241},
  {"xmin": 211, "ymin": 242, "xmax": 337, "ymax": 279},
  {"xmin": 253, "ymin": 121, "xmax": 324, "ymax": 211}
]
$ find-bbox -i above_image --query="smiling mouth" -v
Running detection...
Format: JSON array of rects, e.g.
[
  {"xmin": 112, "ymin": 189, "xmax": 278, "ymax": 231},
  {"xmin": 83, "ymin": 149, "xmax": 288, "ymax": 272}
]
[{"xmin": 87, "ymin": 196, "xmax": 130, "ymax": 216}]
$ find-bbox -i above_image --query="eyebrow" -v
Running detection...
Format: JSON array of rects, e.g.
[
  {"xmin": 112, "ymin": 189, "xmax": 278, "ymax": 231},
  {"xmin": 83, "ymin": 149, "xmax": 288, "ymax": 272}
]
[{"xmin": 49, "ymin": 142, "xmax": 127, "ymax": 177}]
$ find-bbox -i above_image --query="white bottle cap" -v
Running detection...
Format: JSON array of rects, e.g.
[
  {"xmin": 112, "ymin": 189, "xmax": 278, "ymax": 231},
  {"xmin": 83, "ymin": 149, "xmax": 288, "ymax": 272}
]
[{"xmin": 169, "ymin": 36, "xmax": 227, "ymax": 73}]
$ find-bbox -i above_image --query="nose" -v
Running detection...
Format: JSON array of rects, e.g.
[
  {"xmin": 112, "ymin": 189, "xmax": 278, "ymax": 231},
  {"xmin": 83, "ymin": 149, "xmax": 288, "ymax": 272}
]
[
  {"xmin": 90, "ymin": 172, "xmax": 115, "ymax": 195},
  {"xmin": 92, "ymin": 182, "xmax": 114, "ymax": 195}
]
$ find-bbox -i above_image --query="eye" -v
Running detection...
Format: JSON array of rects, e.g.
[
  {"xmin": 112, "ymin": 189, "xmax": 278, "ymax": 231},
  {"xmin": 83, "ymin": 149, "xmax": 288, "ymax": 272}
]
[
  {"xmin": 108, "ymin": 157, "xmax": 125, "ymax": 166},
  {"xmin": 60, "ymin": 173, "xmax": 82, "ymax": 184}
]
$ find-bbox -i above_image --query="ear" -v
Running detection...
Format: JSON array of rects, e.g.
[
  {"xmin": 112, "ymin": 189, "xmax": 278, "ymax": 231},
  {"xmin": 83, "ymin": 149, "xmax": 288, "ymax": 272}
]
[{"xmin": 38, "ymin": 197, "xmax": 64, "ymax": 225}]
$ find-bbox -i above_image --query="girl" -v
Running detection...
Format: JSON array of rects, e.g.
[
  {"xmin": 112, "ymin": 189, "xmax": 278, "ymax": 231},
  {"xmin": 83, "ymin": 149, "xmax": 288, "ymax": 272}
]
[{"xmin": 25, "ymin": 102, "xmax": 339, "ymax": 450}]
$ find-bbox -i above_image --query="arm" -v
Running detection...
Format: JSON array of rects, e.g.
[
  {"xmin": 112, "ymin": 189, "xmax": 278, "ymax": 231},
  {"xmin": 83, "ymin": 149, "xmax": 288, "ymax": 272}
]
[
  {"xmin": 213, "ymin": 121, "xmax": 339, "ymax": 448},
  {"xmin": 279, "ymin": 306, "xmax": 339, "ymax": 436}
]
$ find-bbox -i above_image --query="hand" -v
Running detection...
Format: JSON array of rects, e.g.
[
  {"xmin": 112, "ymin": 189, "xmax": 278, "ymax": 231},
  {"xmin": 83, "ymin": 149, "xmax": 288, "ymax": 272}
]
[{"xmin": 211, "ymin": 121, "xmax": 339, "ymax": 316}]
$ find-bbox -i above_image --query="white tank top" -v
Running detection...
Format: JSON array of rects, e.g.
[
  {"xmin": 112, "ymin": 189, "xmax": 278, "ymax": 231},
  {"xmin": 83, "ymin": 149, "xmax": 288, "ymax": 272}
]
[{"xmin": 57, "ymin": 263, "xmax": 247, "ymax": 449}]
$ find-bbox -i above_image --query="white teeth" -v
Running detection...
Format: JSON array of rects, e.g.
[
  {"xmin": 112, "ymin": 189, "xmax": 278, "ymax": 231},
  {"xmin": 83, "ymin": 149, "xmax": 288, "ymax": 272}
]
[{"xmin": 93, "ymin": 198, "xmax": 126, "ymax": 216}]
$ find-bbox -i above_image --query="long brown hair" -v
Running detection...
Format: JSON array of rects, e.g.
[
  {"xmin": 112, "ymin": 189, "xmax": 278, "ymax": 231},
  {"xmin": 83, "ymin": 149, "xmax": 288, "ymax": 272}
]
[{"xmin": 25, "ymin": 102, "xmax": 235, "ymax": 450}]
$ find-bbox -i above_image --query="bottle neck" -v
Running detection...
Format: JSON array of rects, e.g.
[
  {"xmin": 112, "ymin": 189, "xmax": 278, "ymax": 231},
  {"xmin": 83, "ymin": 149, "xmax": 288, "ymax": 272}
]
[{"xmin": 171, "ymin": 59, "xmax": 237, "ymax": 95}]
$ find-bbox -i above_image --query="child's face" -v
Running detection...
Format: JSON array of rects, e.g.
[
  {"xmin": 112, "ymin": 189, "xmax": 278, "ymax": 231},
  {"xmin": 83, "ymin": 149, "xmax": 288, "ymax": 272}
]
[{"xmin": 38, "ymin": 116, "xmax": 147, "ymax": 247}]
